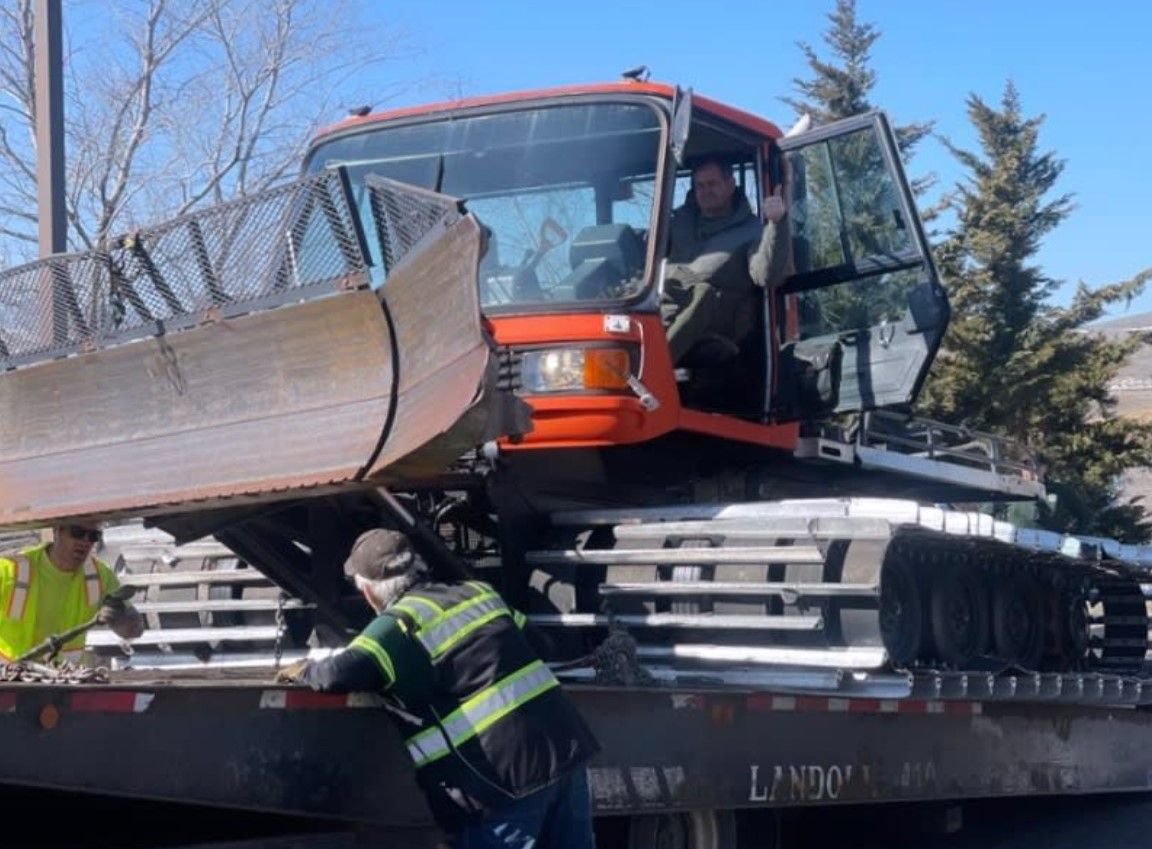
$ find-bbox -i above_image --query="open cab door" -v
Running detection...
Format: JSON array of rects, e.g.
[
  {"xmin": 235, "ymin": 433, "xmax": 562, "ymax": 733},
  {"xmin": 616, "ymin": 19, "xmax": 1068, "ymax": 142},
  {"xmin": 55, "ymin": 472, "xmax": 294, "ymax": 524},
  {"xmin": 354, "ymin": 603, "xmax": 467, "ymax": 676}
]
[{"xmin": 773, "ymin": 111, "xmax": 949, "ymax": 419}]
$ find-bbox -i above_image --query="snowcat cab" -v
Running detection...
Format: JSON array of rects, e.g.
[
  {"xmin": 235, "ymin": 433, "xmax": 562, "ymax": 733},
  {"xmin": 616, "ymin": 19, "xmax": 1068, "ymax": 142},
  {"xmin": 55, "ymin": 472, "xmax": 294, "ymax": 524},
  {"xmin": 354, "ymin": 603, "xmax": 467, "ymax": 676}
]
[{"xmin": 304, "ymin": 83, "xmax": 949, "ymax": 454}]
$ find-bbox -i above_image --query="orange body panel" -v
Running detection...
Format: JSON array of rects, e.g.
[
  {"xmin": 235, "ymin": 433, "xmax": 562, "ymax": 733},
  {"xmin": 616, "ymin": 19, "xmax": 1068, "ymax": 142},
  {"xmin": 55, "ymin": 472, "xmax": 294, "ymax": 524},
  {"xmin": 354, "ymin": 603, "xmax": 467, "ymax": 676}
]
[
  {"xmin": 491, "ymin": 313, "xmax": 681, "ymax": 448},
  {"xmin": 490, "ymin": 313, "xmax": 801, "ymax": 453},
  {"xmin": 315, "ymin": 82, "xmax": 783, "ymax": 147},
  {"xmin": 680, "ymin": 410, "xmax": 799, "ymax": 451}
]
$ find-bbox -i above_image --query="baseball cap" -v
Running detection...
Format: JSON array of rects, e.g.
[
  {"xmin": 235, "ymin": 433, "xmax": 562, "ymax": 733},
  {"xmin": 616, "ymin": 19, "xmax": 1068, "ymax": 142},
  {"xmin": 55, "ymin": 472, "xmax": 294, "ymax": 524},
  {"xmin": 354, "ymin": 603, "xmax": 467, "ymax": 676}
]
[{"xmin": 343, "ymin": 529, "xmax": 416, "ymax": 581}]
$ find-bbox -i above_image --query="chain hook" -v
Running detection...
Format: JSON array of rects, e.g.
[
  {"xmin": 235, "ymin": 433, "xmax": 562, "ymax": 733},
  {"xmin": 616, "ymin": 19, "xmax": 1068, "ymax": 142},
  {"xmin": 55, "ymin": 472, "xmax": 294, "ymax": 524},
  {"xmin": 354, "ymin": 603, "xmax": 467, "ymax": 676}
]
[{"xmin": 273, "ymin": 591, "xmax": 288, "ymax": 670}]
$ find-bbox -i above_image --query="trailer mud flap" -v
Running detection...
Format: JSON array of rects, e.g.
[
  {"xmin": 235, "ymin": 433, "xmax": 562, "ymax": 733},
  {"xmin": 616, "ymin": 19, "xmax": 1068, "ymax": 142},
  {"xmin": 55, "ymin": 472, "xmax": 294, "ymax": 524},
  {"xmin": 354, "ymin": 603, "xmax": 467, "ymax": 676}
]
[{"xmin": 0, "ymin": 185, "xmax": 502, "ymax": 527}]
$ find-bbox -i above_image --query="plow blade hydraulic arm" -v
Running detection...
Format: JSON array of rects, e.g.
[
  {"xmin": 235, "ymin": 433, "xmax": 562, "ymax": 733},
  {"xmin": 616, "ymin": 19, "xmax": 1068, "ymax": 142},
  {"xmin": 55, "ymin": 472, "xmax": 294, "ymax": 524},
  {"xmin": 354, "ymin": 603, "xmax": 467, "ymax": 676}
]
[{"xmin": 0, "ymin": 173, "xmax": 509, "ymax": 528}]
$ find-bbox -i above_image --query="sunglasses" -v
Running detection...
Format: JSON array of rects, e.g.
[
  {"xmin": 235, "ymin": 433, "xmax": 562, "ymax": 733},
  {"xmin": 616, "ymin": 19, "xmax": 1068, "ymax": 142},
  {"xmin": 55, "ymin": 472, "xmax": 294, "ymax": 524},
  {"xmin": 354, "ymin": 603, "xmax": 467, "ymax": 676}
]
[{"xmin": 67, "ymin": 525, "xmax": 103, "ymax": 543}]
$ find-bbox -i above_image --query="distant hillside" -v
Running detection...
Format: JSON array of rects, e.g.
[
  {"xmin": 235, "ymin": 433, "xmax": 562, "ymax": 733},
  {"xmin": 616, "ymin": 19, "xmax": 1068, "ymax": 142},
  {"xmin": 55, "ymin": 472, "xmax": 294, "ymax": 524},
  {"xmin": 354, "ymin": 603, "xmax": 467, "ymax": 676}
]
[
  {"xmin": 0, "ymin": 530, "xmax": 39, "ymax": 555},
  {"xmin": 1091, "ymin": 311, "xmax": 1152, "ymax": 331},
  {"xmin": 1095, "ymin": 313, "xmax": 1152, "ymax": 519},
  {"xmin": 1097, "ymin": 311, "xmax": 1152, "ymax": 421}
]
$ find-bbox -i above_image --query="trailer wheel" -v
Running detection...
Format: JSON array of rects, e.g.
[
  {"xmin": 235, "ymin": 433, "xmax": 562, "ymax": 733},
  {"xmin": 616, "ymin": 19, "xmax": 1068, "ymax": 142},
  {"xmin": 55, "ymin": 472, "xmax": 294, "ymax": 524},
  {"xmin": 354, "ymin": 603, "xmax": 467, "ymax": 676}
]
[{"xmin": 627, "ymin": 809, "xmax": 737, "ymax": 849}]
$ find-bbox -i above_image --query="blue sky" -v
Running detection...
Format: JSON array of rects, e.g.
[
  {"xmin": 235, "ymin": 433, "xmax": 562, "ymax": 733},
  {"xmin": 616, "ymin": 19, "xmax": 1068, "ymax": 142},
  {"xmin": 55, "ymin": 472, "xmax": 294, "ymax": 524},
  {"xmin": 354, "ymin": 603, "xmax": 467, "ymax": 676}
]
[{"xmin": 362, "ymin": 0, "xmax": 1152, "ymax": 321}]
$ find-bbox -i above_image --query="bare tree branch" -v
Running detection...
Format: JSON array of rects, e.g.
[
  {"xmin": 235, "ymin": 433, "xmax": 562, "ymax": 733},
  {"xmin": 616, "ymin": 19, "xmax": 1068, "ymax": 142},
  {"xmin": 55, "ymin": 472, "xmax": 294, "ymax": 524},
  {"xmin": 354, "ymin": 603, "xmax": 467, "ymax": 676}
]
[{"xmin": 0, "ymin": 0, "xmax": 417, "ymax": 262}]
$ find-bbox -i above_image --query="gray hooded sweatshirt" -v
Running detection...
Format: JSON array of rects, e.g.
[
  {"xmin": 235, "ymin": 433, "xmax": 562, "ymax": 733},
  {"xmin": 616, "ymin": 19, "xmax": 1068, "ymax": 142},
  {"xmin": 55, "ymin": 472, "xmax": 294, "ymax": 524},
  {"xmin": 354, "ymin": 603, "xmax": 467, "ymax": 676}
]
[{"xmin": 663, "ymin": 193, "xmax": 789, "ymax": 362}]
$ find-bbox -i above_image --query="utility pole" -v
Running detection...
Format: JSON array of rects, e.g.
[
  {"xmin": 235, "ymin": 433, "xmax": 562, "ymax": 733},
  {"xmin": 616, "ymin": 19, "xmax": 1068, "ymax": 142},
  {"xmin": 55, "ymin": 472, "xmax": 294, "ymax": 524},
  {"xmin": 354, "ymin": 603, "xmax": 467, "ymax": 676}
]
[
  {"xmin": 34, "ymin": 0, "xmax": 66, "ymax": 259},
  {"xmin": 34, "ymin": 0, "xmax": 66, "ymax": 345}
]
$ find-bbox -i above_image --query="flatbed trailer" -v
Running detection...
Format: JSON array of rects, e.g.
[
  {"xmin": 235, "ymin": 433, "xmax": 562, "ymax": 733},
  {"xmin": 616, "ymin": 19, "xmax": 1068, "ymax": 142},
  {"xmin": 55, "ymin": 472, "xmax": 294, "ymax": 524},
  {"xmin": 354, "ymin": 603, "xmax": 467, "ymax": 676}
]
[
  {"xmin": 4, "ymin": 671, "xmax": 1152, "ymax": 849},
  {"xmin": 5, "ymin": 80, "xmax": 1152, "ymax": 849}
]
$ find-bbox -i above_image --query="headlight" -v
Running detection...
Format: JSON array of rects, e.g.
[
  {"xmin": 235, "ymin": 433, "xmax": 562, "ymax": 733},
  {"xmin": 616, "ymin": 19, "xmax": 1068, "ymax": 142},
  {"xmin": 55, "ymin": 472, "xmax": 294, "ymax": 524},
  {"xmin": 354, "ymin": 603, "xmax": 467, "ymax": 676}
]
[{"xmin": 520, "ymin": 347, "xmax": 631, "ymax": 394}]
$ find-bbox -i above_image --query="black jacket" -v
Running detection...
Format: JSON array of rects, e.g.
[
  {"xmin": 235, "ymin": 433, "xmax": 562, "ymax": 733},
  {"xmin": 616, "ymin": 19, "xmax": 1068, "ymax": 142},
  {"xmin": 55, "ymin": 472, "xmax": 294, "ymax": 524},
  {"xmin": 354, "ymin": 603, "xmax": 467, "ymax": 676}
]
[{"xmin": 301, "ymin": 579, "xmax": 599, "ymax": 828}]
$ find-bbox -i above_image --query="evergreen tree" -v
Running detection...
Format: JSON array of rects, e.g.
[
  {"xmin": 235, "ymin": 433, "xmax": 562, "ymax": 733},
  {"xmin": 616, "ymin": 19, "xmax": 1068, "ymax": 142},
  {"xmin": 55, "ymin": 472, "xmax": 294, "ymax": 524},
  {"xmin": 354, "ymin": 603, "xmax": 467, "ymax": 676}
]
[
  {"xmin": 919, "ymin": 83, "xmax": 1152, "ymax": 542},
  {"xmin": 786, "ymin": 0, "xmax": 933, "ymax": 191}
]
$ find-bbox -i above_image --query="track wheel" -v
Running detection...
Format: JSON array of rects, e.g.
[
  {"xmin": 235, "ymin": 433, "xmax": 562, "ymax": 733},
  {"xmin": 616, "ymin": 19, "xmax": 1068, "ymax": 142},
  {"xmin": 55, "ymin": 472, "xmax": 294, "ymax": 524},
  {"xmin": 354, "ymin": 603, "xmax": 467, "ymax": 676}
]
[
  {"xmin": 990, "ymin": 575, "xmax": 1045, "ymax": 671},
  {"xmin": 1051, "ymin": 591, "xmax": 1090, "ymax": 671},
  {"xmin": 929, "ymin": 565, "xmax": 990, "ymax": 668},
  {"xmin": 627, "ymin": 809, "xmax": 737, "ymax": 849},
  {"xmin": 879, "ymin": 558, "xmax": 923, "ymax": 666}
]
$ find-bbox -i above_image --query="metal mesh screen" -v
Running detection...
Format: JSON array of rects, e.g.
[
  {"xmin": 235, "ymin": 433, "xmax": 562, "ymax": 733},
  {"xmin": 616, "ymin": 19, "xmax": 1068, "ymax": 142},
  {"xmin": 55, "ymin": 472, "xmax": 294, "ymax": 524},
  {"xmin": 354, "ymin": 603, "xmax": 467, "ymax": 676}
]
[
  {"xmin": 365, "ymin": 175, "xmax": 463, "ymax": 274},
  {"xmin": 0, "ymin": 170, "xmax": 369, "ymax": 366}
]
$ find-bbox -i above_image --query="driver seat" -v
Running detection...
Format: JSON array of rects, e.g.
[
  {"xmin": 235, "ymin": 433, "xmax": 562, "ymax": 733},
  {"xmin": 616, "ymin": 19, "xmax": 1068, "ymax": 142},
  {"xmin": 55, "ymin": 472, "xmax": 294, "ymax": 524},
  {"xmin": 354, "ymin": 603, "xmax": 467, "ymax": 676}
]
[
  {"xmin": 679, "ymin": 334, "xmax": 740, "ymax": 368},
  {"xmin": 566, "ymin": 224, "xmax": 644, "ymax": 299}
]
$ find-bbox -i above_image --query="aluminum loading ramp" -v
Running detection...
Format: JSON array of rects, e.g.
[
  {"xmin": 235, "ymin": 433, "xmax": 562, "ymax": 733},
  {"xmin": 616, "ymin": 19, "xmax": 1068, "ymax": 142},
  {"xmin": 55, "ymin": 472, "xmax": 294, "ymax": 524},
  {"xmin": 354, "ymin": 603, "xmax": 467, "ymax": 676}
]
[{"xmin": 0, "ymin": 174, "xmax": 511, "ymax": 528}]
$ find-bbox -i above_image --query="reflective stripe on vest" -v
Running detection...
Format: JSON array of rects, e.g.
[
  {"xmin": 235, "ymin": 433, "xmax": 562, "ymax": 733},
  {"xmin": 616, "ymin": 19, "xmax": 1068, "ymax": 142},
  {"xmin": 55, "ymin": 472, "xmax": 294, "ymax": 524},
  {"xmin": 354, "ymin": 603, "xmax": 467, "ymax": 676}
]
[
  {"xmin": 416, "ymin": 590, "xmax": 510, "ymax": 659},
  {"xmin": 350, "ymin": 634, "xmax": 396, "ymax": 686},
  {"xmin": 5, "ymin": 557, "xmax": 30, "ymax": 621},
  {"xmin": 83, "ymin": 558, "xmax": 103, "ymax": 607},
  {"xmin": 406, "ymin": 658, "xmax": 560, "ymax": 767},
  {"xmin": 392, "ymin": 594, "xmax": 443, "ymax": 628}
]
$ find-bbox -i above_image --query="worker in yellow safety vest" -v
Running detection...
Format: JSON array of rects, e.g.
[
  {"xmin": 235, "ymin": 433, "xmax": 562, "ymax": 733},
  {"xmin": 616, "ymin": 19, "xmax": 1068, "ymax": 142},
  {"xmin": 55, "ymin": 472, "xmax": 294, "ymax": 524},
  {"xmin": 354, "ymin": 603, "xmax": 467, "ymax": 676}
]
[{"xmin": 0, "ymin": 522, "xmax": 144, "ymax": 662}]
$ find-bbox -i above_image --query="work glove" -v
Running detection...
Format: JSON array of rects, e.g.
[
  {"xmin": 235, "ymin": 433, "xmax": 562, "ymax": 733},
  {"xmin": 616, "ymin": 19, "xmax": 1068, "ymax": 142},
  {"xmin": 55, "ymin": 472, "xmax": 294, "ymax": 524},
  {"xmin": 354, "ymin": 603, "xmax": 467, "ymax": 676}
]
[
  {"xmin": 274, "ymin": 659, "xmax": 311, "ymax": 684},
  {"xmin": 96, "ymin": 595, "xmax": 129, "ymax": 627},
  {"xmin": 96, "ymin": 585, "xmax": 138, "ymax": 627}
]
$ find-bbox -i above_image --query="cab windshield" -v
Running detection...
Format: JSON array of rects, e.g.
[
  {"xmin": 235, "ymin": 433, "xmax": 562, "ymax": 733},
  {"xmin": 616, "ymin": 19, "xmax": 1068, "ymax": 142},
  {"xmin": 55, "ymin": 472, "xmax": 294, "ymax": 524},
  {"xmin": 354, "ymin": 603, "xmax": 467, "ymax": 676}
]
[{"xmin": 305, "ymin": 101, "xmax": 664, "ymax": 309}]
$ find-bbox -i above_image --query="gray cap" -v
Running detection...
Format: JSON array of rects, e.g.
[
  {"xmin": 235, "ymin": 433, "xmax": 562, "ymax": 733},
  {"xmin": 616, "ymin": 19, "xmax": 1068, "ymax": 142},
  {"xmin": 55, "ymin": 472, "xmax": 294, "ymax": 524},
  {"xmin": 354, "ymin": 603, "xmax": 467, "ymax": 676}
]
[{"xmin": 343, "ymin": 529, "xmax": 416, "ymax": 581}]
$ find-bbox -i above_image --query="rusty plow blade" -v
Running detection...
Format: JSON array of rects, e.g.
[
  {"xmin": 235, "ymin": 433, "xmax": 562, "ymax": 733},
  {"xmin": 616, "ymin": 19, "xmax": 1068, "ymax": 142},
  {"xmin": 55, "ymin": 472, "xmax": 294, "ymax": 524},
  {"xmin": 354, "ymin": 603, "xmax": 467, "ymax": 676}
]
[{"xmin": 0, "ymin": 174, "xmax": 510, "ymax": 528}]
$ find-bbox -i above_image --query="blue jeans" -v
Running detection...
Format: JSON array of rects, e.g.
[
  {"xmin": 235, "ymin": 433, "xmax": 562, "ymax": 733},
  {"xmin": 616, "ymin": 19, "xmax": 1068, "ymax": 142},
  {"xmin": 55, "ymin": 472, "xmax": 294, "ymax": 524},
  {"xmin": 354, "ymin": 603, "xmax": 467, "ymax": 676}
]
[{"xmin": 454, "ymin": 769, "xmax": 595, "ymax": 849}]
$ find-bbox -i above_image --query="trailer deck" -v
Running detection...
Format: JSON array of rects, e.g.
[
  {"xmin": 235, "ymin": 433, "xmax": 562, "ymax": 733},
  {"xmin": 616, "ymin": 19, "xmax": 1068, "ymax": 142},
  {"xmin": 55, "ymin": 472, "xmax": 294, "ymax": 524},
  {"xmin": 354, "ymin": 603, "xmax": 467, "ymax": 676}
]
[{"xmin": 2, "ymin": 670, "xmax": 1150, "ymax": 835}]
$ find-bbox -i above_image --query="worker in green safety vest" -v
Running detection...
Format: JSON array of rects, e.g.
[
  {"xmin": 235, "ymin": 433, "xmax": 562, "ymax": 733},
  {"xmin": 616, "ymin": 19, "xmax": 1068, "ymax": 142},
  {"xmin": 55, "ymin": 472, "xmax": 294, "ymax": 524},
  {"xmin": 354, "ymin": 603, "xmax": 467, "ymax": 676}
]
[
  {"xmin": 0, "ymin": 522, "xmax": 144, "ymax": 662},
  {"xmin": 278, "ymin": 528, "xmax": 600, "ymax": 848}
]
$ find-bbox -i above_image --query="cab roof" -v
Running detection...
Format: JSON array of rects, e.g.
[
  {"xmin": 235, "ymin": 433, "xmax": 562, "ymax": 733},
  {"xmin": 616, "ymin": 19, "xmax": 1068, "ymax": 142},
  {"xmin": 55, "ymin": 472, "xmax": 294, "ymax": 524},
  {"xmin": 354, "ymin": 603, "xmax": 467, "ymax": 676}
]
[{"xmin": 313, "ymin": 81, "xmax": 784, "ymax": 144}]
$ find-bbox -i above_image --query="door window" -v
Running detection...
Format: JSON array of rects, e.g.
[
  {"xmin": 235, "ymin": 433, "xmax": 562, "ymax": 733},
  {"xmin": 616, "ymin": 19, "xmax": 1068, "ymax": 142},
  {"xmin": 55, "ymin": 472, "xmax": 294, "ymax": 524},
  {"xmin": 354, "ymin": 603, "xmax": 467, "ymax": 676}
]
[{"xmin": 775, "ymin": 112, "xmax": 949, "ymax": 415}]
